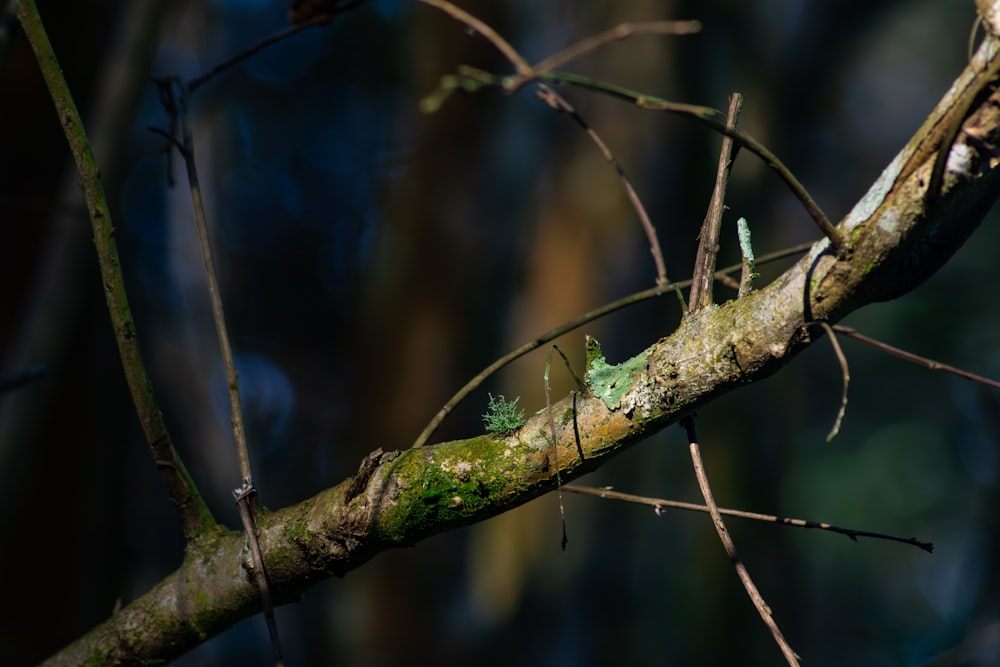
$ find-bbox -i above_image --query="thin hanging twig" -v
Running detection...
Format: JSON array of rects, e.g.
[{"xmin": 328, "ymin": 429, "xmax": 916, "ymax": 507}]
[{"xmin": 682, "ymin": 416, "xmax": 801, "ymax": 667}]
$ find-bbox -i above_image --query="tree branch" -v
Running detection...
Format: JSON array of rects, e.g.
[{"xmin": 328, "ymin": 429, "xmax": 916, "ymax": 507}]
[
  {"xmin": 40, "ymin": 20, "xmax": 1000, "ymax": 667},
  {"xmin": 14, "ymin": 0, "xmax": 214, "ymax": 539}
]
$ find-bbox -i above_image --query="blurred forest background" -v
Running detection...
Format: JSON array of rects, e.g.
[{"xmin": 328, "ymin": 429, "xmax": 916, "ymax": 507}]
[{"xmin": 2, "ymin": 0, "xmax": 999, "ymax": 665}]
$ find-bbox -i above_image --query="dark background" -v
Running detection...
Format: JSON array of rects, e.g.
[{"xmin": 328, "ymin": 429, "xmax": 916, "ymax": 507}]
[{"xmin": 2, "ymin": 1, "xmax": 999, "ymax": 665}]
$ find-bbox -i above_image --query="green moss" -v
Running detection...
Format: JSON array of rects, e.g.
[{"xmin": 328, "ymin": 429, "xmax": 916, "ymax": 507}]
[{"xmin": 375, "ymin": 436, "xmax": 527, "ymax": 543}]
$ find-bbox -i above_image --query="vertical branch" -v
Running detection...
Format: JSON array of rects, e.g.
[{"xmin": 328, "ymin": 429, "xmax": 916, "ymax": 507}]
[
  {"xmin": 159, "ymin": 77, "xmax": 284, "ymax": 666},
  {"xmin": 14, "ymin": 0, "xmax": 214, "ymax": 539},
  {"xmin": 689, "ymin": 92, "xmax": 742, "ymax": 311},
  {"xmin": 172, "ymin": 81, "xmax": 254, "ymax": 489},
  {"xmin": 681, "ymin": 416, "xmax": 800, "ymax": 667}
]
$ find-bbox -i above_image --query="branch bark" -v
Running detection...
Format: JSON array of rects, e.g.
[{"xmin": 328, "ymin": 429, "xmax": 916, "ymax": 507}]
[{"xmin": 41, "ymin": 31, "xmax": 1000, "ymax": 667}]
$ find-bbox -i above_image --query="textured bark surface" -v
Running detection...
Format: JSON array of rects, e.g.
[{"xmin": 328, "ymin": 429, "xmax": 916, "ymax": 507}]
[{"xmin": 42, "ymin": 34, "xmax": 1000, "ymax": 667}]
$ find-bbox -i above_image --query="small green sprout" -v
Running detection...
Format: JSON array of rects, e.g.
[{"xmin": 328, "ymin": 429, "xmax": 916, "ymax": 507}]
[{"xmin": 482, "ymin": 393, "xmax": 525, "ymax": 434}]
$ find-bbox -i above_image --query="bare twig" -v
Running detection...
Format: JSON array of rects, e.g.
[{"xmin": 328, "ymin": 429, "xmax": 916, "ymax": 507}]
[
  {"xmin": 544, "ymin": 348, "xmax": 568, "ymax": 550},
  {"xmin": 523, "ymin": 20, "xmax": 701, "ymax": 85},
  {"xmin": 15, "ymin": 0, "xmax": 213, "ymax": 538},
  {"xmin": 157, "ymin": 78, "xmax": 283, "ymax": 666},
  {"xmin": 681, "ymin": 416, "xmax": 800, "ymax": 666},
  {"xmin": 288, "ymin": 0, "xmax": 370, "ymax": 24},
  {"xmin": 562, "ymin": 484, "xmax": 934, "ymax": 552},
  {"xmin": 534, "ymin": 84, "xmax": 682, "ymax": 305},
  {"xmin": 832, "ymin": 325, "xmax": 1000, "ymax": 390},
  {"xmin": 418, "ymin": 0, "xmax": 533, "ymax": 76},
  {"xmin": 410, "ymin": 243, "xmax": 813, "ymax": 448},
  {"xmin": 163, "ymin": 79, "xmax": 254, "ymax": 488},
  {"xmin": 187, "ymin": 10, "xmax": 352, "ymax": 94},
  {"xmin": 236, "ymin": 485, "xmax": 285, "ymax": 667},
  {"xmin": 539, "ymin": 71, "xmax": 843, "ymax": 254},
  {"xmin": 689, "ymin": 92, "xmax": 742, "ymax": 311},
  {"xmin": 817, "ymin": 322, "xmax": 850, "ymax": 441}
]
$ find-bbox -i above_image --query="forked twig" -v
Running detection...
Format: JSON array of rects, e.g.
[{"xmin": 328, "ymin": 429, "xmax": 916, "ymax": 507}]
[
  {"xmin": 682, "ymin": 416, "xmax": 800, "ymax": 667},
  {"xmin": 562, "ymin": 484, "xmax": 934, "ymax": 552}
]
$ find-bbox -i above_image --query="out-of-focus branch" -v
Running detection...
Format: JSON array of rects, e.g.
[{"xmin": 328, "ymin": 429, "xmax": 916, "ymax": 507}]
[{"xmin": 14, "ymin": 0, "xmax": 214, "ymax": 538}]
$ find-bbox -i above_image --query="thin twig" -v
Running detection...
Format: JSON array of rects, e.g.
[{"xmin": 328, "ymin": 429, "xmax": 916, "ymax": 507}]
[
  {"xmin": 832, "ymin": 325, "xmax": 1000, "ymax": 390},
  {"xmin": 534, "ymin": 84, "xmax": 683, "ymax": 306},
  {"xmin": 538, "ymin": 71, "xmax": 843, "ymax": 254},
  {"xmin": 689, "ymin": 92, "xmax": 742, "ymax": 311},
  {"xmin": 160, "ymin": 78, "xmax": 284, "ymax": 667},
  {"xmin": 409, "ymin": 242, "xmax": 813, "ymax": 448},
  {"xmin": 544, "ymin": 348, "xmax": 568, "ymax": 550},
  {"xmin": 167, "ymin": 79, "xmax": 255, "ymax": 488},
  {"xmin": 562, "ymin": 484, "xmax": 933, "ymax": 552},
  {"xmin": 817, "ymin": 322, "xmax": 850, "ymax": 441},
  {"xmin": 522, "ymin": 21, "xmax": 701, "ymax": 86},
  {"xmin": 417, "ymin": 11, "xmax": 839, "ymax": 253},
  {"xmin": 288, "ymin": 0, "xmax": 370, "ymax": 24},
  {"xmin": 236, "ymin": 485, "xmax": 285, "ymax": 667},
  {"xmin": 15, "ymin": 0, "xmax": 213, "ymax": 538},
  {"xmin": 418, "ymin": 0, "xmax": 533, "ymax": 76},
  {"xmin": 187, "ymin": 11, "xmax": 342, "ymax": 94},
  {"xmin": 681, "ymin": 416, "xmax": 800, "ymax": 666}
]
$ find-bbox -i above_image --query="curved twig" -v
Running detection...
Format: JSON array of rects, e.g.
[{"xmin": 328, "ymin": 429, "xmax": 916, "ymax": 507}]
[
  {"xmin": 539, "ymin": 71, "xmax": 843, "ymax": 254},
  {"xmin": 410, "ymin": 243, "xmax": 813, "ymax": 448},
  {"xmin": 418, "ymin": 0, "xmax": 533, "ymax": 76}
]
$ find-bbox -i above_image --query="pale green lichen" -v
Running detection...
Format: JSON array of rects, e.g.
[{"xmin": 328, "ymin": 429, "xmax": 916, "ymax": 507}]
[
  {"xmin": 585, "ymin": 336, "xmax": 646, "ymax": 410},
  {"xmin": 482, "ymin": 394, "xmax": 525, "ymax": 434}
]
